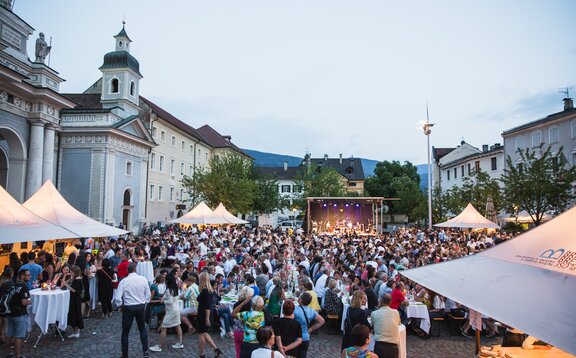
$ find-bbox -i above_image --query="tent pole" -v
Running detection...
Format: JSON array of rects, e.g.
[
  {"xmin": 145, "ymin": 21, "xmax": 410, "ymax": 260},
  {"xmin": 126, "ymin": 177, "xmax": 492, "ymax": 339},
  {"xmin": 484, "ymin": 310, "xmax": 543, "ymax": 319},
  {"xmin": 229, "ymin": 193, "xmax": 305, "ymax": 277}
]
[{"xmin": 475, "ymin": 329, "xmax": 481, "ymax": 354}]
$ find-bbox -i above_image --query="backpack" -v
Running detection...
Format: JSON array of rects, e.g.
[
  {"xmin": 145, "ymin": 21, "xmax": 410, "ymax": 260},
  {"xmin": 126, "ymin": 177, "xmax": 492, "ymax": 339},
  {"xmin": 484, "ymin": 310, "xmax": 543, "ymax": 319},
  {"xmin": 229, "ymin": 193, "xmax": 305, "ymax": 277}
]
[{"xmin": 0, "ymin": 281, "xmax": 16, "ymax": 316}]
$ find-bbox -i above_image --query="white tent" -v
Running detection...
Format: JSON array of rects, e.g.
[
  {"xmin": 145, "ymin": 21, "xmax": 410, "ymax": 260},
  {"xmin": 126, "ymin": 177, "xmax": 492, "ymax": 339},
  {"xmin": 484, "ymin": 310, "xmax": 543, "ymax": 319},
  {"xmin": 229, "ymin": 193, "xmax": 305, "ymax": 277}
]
[
  {"xmin": 402, "ymin": 205, "xmax": 576, "ymax": 355},
  {"xmin": 435, "ymin": 203, "xmax": 500, "ymax": 229},
  {"xmin": 213, "ymin": 203, "xmax": 248, "ymax": 224},
  {"xmin": 170, "ymin": 201, "xmax": 231, "ymax": 225},
  {"xmin": 23, "ymin": 180, "xmax": 129, "ymax": 237},
  {"xmin": 0, "ymin": 185, "xmax": 79, "ymax": 243}
]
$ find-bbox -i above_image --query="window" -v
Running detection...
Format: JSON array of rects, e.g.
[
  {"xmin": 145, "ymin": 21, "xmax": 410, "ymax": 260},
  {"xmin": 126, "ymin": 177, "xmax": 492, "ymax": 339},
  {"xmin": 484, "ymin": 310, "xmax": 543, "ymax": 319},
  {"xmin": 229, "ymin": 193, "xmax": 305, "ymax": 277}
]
[
  {"xmin": 467, "ymin": 163, "xmax": 471, "ymax": 175},
  {"xmin": 515, "ymin": 135, "xmax": 524, "ymax": 150},
  {"xmin": 170, "ymin": 159, "xmax": 175, "ymax": 175},
  {"xmin": 446, "ymin": 170, "xmax": 450, "ymax": 180},
  {"xmin": 190, "ymin": 145, "xmax": 194, "ymax": 153},
  {"xmin": 454, "ymin": 168, "xmax": 457, "ymax": 179},
  {"xmin": 149, "ymin": 185, "xmax": 155, "ymax": 200},
  {"xmin": 150, "ymin": 153, "xmax": 156, "ymax": 170},
  {"xmin": 532, "ymin": 131, "xmax": 541, "ymax": 147},
  {"xmin": 181, "ymin": 141, "xmax": 186, "ymax": 151},
  {"xmin": 572, "ymin": 120, "xmax": 576, "ymax": 139},
  {"xmin": 293, "ymin": 184, "xmax": 303, "ymax": 193},
  {"xmin": 130, "ymin": 81, "xmax": 135, "ymax": 96},
  {"xmin": 205, "ymin": 153, "xmax": 208, "ymax": 160},
  {"xmin": 111, "ymin": 78, "xmax": 119, "ymax": 93},
  {"xmin": 475, "ymin": 161, "xmax": 481, "ymax": 172},
  {"xmin": 491, "ymin": 157, "xmax": 497, "ymax": 171},
  {"xmin": 180, "ymin": 162, "xmax": 184, "ymax": 175},
  {"xmin": 158, "ymin": 186, "xmax": 163, "ymax": 201},
  {"xmin": 171, "ymin": 135, "xmax": 176, "ymax": 146},
  {"xmin": 152, "ymin": 126, "xmax": 158, "ymax": 138},
  {"xmin": 348, "ymin": 182, "xmax": 357, "ymax": 187},
  {"xmin": 461, "ymin": 165, "xmax": 464, "ymax": 177},
  {"xmin": 160, "ymin": 130, "xmax": 166, "ymax": 142},
  {"xmin": 189, "ymin": 165, "xmax": 193, "ymax": 176},
  {"xmin": 159, "ymin": 155, "xmax": 165, "ymax": 172},
  {"xmin": 126, "ymin": 161, "xmax": 133, "ymax": 176},
  {"xmin": 180, "ymin": 189, "xmax": 184, "ymax": 200},
  {"xmin": 573, "ymin": 152, "xmax": 576, "ymax": 166},
  {"xmin": 281, "ymin": 185, "xmax": 291, "ymax": 193},
  {"xmin": 170, "ymin": 187, "xmax": 175, "ymax": 202},
  {"xmin": 549, "ymin": 126, "xmax": 559, "ymax": 143}
]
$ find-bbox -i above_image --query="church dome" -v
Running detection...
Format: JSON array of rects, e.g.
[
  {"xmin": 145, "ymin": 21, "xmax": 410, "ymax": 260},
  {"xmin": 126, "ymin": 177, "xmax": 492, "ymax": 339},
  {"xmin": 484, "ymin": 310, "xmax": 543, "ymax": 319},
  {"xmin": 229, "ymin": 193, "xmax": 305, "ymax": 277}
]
[{"xmin": 99, "ymin": 50, "xmax": 142, "ymax": 76}]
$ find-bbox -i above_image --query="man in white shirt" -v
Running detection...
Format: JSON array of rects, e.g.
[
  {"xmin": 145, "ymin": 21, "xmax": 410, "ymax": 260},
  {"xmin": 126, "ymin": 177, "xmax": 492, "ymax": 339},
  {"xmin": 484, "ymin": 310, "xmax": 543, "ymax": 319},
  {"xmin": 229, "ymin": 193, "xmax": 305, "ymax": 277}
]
[
  {"xmin": 198, "ymin": 240, "xmax": 208, "ymax": 257},
  {"xmin": 371, "ymin": 293, "xmax": 401, "ymax": 358},
  {"xmin": 114, "ymin": 263, "xmax": 151, "ymax": 358},
  {"xmin": 314, "ymin": 268, "xmax": 329, "ymax": 300},
  {"xmin": 223, "ymin": 254, "xmax": 236, "ymax": 275}
]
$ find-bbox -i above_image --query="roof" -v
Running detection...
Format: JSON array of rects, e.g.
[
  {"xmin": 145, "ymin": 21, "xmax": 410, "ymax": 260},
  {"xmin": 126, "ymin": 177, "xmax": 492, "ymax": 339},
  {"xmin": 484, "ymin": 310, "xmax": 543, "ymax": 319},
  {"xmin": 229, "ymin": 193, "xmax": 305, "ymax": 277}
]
[
  {"xmin": 139, "ymin": 96, "xmax": 207, "ymax": 144},
  {"xmin": 502, "ymin": 107, "xmax": 576, "ymax": 136},
  {"xmin": 256, "ymin": 166, "xmax": 303, "ymax": 180},
  {"xmin": 114, "ymin": 24, "xmax": 132, "ymax": 42},
  {"xmin": 99, "ymin": 50, "xmax": 142, "ymax": 76},
  {"xmin": 61, "ymin": 93, "xmax": 103, "ymax": 110},
  {"xmin": 307, "ymin": 157, "xmax": 365, "ymax": 181},
  {"xmin": 441, "ymin": 145, "xmax": 504, "ymax": 168},
  {"xmin": 432, "ymin": 147, "xmax": 455, "ymax": 161},
  {"xmin": 197, "ymin": 125, "xmax": 252, "ymax": 159}
]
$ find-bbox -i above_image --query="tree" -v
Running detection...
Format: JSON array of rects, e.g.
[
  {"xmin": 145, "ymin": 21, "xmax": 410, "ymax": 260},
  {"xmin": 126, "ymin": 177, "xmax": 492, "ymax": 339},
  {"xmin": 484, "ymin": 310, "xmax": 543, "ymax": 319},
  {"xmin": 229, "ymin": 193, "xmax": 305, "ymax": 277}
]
[
  {"xmin": 292, "ymin": 167, "xmax": 348, "ymax": 210},
  {"xmin": 500, "ymin": 145, "xmax": 576, "ymax": 225},
  {"xmin": 364, "ymin": 160, "xmax": 425, "ymax": 221},
  {"xmin": 181, "ymin": 153, "xmax": 256, "ymax": 214},
  {"xmin": 441, "ymin": 170, "xmax": 502, "ymax": 216},
  {"xmin": 251, "ymin": 172, "xmax": 287, "ymax": 215}
]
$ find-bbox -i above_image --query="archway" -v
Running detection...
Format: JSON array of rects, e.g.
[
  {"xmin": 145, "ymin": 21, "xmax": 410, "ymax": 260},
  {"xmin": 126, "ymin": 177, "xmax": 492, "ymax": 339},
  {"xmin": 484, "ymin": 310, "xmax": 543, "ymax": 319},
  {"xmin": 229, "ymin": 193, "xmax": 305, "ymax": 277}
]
[
  {"xmin": 121, "ymin": 188, "xmax": 132, "ymax": 230},
  {"xmin": 0, "ymin": 126, "xmax": 27, "ymax": 201}
]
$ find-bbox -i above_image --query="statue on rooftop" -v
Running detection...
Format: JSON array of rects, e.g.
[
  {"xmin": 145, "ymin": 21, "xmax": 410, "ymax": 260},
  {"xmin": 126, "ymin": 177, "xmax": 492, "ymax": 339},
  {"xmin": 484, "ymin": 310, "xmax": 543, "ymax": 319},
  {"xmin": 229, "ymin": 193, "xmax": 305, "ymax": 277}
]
[{"xmin": 35, "ymin": 32, "xmax": 51, "ymax": 64}]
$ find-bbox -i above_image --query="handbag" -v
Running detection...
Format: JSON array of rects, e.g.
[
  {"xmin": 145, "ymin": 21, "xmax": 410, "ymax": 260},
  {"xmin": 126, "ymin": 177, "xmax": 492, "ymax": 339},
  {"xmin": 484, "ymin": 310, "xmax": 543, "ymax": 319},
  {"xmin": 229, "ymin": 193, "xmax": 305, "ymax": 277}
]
[{"xmin": 99, "ymin": 268, "xmax": 118, "ymax": 289}]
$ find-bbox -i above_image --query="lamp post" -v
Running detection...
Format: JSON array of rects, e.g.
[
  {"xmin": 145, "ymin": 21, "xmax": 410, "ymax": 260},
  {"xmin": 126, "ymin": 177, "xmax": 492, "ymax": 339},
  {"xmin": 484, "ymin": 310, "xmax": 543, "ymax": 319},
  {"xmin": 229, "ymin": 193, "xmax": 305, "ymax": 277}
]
[{"xmin": 421, "ymin": 110, "xmax": 434, "ymax": 230}]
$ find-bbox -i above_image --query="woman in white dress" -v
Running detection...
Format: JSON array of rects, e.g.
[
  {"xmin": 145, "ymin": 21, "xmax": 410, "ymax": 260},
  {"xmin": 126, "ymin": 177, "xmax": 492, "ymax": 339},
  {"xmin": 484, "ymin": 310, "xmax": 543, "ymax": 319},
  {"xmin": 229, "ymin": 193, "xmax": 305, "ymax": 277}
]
[{"xmin": 150, "ymin": 273, "xmax": 184, "ymax": 352}]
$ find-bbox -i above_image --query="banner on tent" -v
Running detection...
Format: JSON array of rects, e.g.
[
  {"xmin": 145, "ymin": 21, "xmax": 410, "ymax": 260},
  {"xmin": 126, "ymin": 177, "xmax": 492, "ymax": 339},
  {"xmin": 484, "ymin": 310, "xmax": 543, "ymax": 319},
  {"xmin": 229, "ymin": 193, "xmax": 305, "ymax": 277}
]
[{"xmin": 484, "ymin": 247, "xmax": 576, "ymax": 275}]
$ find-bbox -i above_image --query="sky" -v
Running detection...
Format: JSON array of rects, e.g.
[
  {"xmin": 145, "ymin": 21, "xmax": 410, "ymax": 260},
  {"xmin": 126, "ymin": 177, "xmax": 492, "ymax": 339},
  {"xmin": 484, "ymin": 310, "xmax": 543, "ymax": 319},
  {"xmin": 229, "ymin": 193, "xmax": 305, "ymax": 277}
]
[{"xmin": 15, "ymin": 0, "xmax": 576, "ymax": 165}]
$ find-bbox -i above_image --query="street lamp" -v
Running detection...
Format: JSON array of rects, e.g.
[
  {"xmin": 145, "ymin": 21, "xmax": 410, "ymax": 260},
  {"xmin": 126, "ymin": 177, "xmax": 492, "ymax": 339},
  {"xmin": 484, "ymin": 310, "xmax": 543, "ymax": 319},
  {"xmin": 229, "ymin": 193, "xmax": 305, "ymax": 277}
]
[{"xmin": 419, "ymin": 107, "xmax": 435, "ymax": 230}]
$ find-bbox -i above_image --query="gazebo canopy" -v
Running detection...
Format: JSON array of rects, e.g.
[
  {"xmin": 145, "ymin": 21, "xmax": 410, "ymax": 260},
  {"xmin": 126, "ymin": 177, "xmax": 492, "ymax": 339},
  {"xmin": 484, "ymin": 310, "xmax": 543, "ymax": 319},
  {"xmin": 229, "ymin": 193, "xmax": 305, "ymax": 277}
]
[
  {"xmin": 23, "ymin": 180, "xmax": 129, "ymax": 237},
  {"xmin": 0, "ymin": 185, "xmax": 79, "ymax": 243},
  {"xmin": 170, "ymin": 201, "xmax": 230, "ymax": 225},
  {"xmin": 403, "ymin": 205, "xmax": 576, "ymax": 355},
  {"xmin": 213, "ymin": 203, "xmax": 248, "ymax": 224},
  {"xmin": 435, "ymin": 203, "xmax": 500, "ymax": 229}
]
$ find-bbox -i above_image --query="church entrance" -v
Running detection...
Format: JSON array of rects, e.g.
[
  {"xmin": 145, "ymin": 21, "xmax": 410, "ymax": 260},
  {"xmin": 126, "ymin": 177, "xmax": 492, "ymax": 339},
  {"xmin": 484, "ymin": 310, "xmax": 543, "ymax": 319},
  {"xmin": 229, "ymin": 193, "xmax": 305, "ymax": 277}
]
[{"xmin": 0, "ymin": 126, "xmax": 27, "ymax": 201}]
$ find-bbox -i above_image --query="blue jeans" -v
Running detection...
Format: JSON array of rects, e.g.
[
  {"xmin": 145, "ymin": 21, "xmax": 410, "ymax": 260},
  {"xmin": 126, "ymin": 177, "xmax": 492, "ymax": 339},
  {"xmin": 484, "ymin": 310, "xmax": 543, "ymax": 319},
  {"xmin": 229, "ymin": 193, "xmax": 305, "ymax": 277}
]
[
  {"xmin": 121, "ymin": 304, "xmax": 148, "ymax": 358},
  {"xmin": 217, "ymin": 307, "xmax": 234, "ymax": 332}
]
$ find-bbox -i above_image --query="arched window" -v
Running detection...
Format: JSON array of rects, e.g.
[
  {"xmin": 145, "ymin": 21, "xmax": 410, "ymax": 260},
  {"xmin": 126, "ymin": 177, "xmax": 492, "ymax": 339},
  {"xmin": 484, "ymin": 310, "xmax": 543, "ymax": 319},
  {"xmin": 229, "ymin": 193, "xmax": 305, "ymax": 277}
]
[
  {"xmin": 123, "ymin": 189, "xmax": 131, "ymax": 206},
  {"xmin": 130, "ymin": 81, "xmax": 135, "ymax": 96},
  {"xmin": 111, "ymin": 78, "xmax": 119, "ymax": 93}
]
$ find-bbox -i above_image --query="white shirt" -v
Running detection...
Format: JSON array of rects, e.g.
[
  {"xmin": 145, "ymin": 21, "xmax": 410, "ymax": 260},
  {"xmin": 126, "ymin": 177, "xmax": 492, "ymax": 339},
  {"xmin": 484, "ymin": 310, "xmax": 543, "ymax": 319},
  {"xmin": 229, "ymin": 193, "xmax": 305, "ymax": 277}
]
[
  {"xmin": 105, "ymin": 249, "xmax": 115, "ymax": 259},
  {"xmin": 113, "ymin": 272, "xmax": 151, "ymax": 307},
  {"xmin": 224, "ymin": 258, "xmax": 236, "ymax": 274},
  {"xmin": 314, "ymin": 274, "xmax": 328, "ymax": 298},
  {"xmin": 199, "ymin": 242, "xmax": 208, "ymax": 257},
  {"xmin": 251, "ymin": 348, "xmax": 283, "ymax": 358}
]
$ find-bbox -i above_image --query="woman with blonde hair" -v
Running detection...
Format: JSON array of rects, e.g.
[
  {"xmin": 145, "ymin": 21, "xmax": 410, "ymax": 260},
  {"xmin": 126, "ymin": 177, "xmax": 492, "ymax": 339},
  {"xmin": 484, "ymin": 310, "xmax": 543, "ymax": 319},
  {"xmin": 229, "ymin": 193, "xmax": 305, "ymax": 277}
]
[
  {"xmin": 196, "ymin": 272, "xmax": 223, "ymax": 358},
  {"xmin": 341, "ymin": 290, "xmax": 370, "ymax": 351}
]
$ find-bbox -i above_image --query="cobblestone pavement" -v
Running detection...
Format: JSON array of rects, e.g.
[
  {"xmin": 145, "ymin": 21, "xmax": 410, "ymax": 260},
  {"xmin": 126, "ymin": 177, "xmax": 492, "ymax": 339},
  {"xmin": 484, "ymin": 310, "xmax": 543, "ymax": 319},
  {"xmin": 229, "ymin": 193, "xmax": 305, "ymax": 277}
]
[{"xmin": 10, "ymin": 309, "xmax": 501, "ymax": 358}]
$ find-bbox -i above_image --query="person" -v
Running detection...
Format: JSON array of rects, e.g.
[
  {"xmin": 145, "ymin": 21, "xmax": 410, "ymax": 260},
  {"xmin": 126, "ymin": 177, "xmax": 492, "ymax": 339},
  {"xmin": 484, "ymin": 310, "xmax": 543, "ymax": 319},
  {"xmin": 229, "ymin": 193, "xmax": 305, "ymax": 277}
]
[
  {"xmin": 196, "ymin": 272, "xmax": 223, "ymax": 358},
  {"xmin": 62, "ymin": 265, "xmax": 84, "ymax": 338},
  {"xmin": 363, "ymin": 279, "xmax": 378, "ymax": 311},
  {"xmin": 0, "ymin": 267, "xmax": 14, "ymax": 343},
  {"xmin": 302, "ymin": 281, "xmax": 320, "ymax": 312},
  {"xmin": 84, "ymin": 252, "xmax": 98, "ymax": 315},
  {"xmin": 233, "ymin": 286, "xmax": 254, "ymax": 358},
  {"xmin": 149, "ymin": 274, "xmax": 183, "ymax": 352},
  {"xmin": 293, "ymin": 291, "xmax": 325, "ymax": 358},
  {"xmin": 266, "ymin": 276, "xmax": 285, "ymax": 317},
  {"xmin": 341, "ymin": 290, "xmax": 370, "ymax": 350},
  {"xmin": 96, "ymin": 258, "xmax": 114, "ymax": 318},
  {"xmin": 371, "ymin": 294, "xmax": 400, "ymax": 358},
  {"xmin": 251, "ymin": 326, "xmax": 284, "ymax": 358},
  {"xmin": 274, "ymin": 300, "xmax": 302, "ymax": 358},
  {"xmin": 180, "ymin": 275, "xmax": 199, "ymax": 334},
  {"xmin": 232, "ymin": 295, "xmax": 266, "ymax": 358},
  {"xmin": 114, "ymin": 262, "xmax": 151, "ymax": 358},
  {"xmin": 4, "ymin": 269, "xmax": 31, "ymax": 358},
  {"xmin": 341, "ymin": 323, "xmax": 379, "ymax": 358},
  {"xmin": 324, "ymin": 279, "xmax": 343, "ymax": 316},
  {"xmin": 18, "ymin": 252, "xmax": 42, "ymax": 290},
  {"xmin": 148, "ymin": 274, "xmax": 166, "ymax": 329},
  {"xmin": 8, "ymin": 253, "xmax": 22, "ymax": 282}
]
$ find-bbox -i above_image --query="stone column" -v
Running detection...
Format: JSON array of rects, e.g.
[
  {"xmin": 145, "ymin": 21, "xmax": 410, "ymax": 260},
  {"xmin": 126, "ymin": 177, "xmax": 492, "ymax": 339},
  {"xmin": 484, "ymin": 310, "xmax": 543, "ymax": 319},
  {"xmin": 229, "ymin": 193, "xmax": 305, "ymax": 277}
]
[
  {"xmin": 25, "ymin": 121, "xmax": 45, "ymax": 199},
  {"xmin": 42, "ymin": 124, "xmax": 56, "ymax": 184}
]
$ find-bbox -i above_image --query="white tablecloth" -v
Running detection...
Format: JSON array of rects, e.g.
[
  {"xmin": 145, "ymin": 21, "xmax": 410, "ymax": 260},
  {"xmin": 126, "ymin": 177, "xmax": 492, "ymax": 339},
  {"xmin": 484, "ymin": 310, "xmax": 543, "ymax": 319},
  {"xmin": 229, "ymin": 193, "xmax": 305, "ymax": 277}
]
[
  {"xmin": 30, "ymin": 288, "xmax": 70, "ymax": 334},
  {"xmin": 137, "ymin": 261, "xmax": 154, "ymax": 282},
  {"xmin": 406, "ymin": 303, "xmax": 430, "ymax": 333},
  {"xmin": 89, "ymin": 276, "xmax": 98, "ymax": 309}
]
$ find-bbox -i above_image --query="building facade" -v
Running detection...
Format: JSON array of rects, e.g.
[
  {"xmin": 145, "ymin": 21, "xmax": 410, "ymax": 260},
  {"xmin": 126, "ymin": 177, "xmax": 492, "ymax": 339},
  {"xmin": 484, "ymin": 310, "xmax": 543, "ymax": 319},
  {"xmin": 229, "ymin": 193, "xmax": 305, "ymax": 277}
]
[{"xmin": 502, "ymin": 98, "xmax": 576, "ymax": 169}]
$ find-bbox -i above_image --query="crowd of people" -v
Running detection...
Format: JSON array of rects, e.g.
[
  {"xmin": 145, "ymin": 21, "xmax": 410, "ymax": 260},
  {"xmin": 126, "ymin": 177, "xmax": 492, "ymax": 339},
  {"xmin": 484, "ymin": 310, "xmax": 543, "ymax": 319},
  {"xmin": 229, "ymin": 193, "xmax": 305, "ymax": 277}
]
[{"xmin": 0, "ymin": 224, "xmax": 517, "ymax": 358}]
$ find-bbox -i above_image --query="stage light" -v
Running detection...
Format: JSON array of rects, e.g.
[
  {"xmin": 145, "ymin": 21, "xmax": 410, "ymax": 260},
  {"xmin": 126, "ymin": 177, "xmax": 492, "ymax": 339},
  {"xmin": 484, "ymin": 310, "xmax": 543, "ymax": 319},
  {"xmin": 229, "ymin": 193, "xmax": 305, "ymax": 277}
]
[
  {"xmin": 333, "ymin": 204, "xmax": 337, "ymax": 207},
  {"xmin": 323, "ymin": 204, "xmax": 327, "ymax": 208},
  {"xmin": 345, "ymin": 204, "xmax": 349, "ymax": 207},
  {"xmin": 355, "ymin": 204, "xmax": 360, "ymax": 207}
]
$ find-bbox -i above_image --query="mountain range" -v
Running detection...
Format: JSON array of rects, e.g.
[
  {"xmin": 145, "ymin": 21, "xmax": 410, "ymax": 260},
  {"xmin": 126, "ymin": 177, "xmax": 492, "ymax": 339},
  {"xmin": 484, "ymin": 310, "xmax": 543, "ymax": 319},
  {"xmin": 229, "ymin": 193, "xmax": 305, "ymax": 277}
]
[{"xmin": 244, "ymin": 149, "xmax": 429, "ymax": 190}]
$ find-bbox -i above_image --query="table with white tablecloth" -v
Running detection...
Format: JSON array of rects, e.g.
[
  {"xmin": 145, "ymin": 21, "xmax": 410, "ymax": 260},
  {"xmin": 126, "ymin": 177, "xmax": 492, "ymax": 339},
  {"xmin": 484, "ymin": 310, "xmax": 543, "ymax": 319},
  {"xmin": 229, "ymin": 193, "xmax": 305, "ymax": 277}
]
[
  {"xmin": 30, "ymin": 288, "xmax": 70, "ymax": 334},
  {"xmin": 136, "ymin": 261, "xmax": 154, "ymax": 283},
  {"xmin": 406, "ymin": 302, "xmax": 431, "ymax": 333}
]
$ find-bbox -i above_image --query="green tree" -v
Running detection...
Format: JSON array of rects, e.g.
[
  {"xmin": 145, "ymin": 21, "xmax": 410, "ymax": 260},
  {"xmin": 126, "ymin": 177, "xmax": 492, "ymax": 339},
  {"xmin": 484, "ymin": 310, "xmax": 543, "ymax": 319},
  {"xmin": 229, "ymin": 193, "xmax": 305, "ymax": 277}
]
[
  {"xmin": 441, "ymin": 170, "xmax": 502, "ymax": 216},
  {"xmin": 364, "ymin": 160, "xmax": 425, "ymax": 220},
  {"xmin": 181, "ymin": 153, "xmax": 256, "ymax": 214},
  {"xmin": 251, "ymin": 172, "xmax": 287, "ymax": 215},
  {"xmin": 292, "ymin": 167, "xmax": 348, "ymax": 209},
  {"xmin": 500, "ymin": 145, "xmax": 576, "ymax": 225},
  {"xmin": 432, "ymin": 184, "xmax": 448, "ymax": 223}
]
